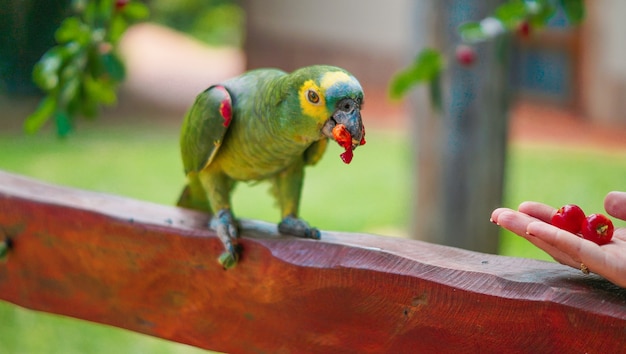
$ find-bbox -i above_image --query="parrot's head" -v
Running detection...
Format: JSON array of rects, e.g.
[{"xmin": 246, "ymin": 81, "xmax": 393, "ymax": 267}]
[{"xmin": 292, "ymin": 66, "xmax": 365, "ymax": 152}]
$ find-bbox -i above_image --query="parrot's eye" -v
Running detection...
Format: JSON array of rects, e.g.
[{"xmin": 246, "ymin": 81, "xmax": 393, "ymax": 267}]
[{"xmin": 307, "ymin": 89, "xmax": 320, "ymax": 104}]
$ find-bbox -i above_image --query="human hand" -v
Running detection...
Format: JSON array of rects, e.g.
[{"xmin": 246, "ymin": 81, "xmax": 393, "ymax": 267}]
[{"xmin": 491, "ymin": 191, "xmax": 626, "ymax": 288}]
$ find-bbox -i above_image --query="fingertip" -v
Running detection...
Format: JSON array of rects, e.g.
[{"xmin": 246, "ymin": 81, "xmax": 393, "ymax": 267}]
[
  {"xmin": 604, "ymin": 191, "xmax": 626, "ymax": 219},
  {"xmin": 517, "ymin": 201, "xmax": 534, "ymax": 210},
  {"xmin": 518, "ymin": 201, "xmax": 556, "ymax": 222},
  {"xmin": 490, "ymin": 208, "xmax": 517, "ymax": 226}
]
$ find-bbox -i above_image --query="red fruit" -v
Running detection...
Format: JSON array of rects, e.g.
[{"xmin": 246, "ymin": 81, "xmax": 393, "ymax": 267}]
[
  {"xmin": 332, "ymin": 124, "xmax": 354, "ymax": 164},
  {"xmin": 581, "ymin": 214, "xmax": 614, "ymax": 245},
  {"xmin": 551, "ymin": 204, "xmax": 586, "ymax": 234},
  {"xmin": 332, "ymin": 124, "xmax": 352, "ymax": 150},
  {"xmin": 340, "ymin": 149, "xmax": 354, "ymax": 164},
  {"xmin": 517, "ymin": 20, "xmax": 531, "ymax": 38},
  {"xmin": 455, "ymin": 45, "xmax": 476, "ymax": 66},
  {"xmin": 115, "ymin": 0, "xmax": 129, "ymax": 11}
]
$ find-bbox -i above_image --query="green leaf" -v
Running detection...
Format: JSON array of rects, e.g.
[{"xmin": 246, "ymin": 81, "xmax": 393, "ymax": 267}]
[
  {"xmin": 97, "ymin": 0, "xmax": 114, "ymax": 23},
  {"xmin": 121, "ymin": 2, "xmax": 150, "ymax": 21},
  {"xmin": 59, "ymin": 77, "xmax": 81, "ymax": 105},
  {"xmin": 60, "ymin": 59, "xmax": 80, "ymax": 81},
  {"xmin": 82, "ymin": 0, "xmax": 98, "ymax": 26},
  {"xmin": 55, "ymin": 17, "xmax": 80, "ymax": 42},
  {"xmin": 85, "ymin": 76, "xmax": 117, "ymax": 105},
  {"xmin": 458, "ymin": 22, "xmax": 488, "ymax": 43},
  {"xmin": 389, "ymin": 48, "xmax": 444, "ymax": 99},
  {"xmin": 55, "ymin": 17, "xmax": 90, "ymax": 44},
  {"xmin": 55, "ymin": 110, "xmax": 73, "ymax": 137},
  {"xmin": 560, "ymin": 0, "xmax": 585, "ymax": 24},
  {"xmin": 101, "ymin": 52, "xmax": 126, "ymax": 81},
  {"xmin": 32, "ymin": 42, "xmax": 84, "ymax": 90},
  {"xmin": 528, "ymin": 0, "xmax": 557, "ymax": 29},
  {"xmin": 32, "ymin": 54, "xmax": 62, "ymax": 90},
  {"xmin": 24, "ymin": 96, "xmax": 56, "ymax": 134},
  {"xmin": 494, "ymin": 1, "xmax": 527, "ymax": 28},
  {"xmin": 429, "ymin": 72, "xmax": 442, "ymax": 112},
  {"xmin": 108, "ymin": 15, "xmax": 128, "ymax": 43},
  {"xmin": 87, "ymin": 46, "xmax": 106, "ymax": 78}
]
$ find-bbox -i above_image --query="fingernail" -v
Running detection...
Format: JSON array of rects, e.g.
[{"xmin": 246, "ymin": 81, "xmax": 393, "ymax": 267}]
[
  {"xmin": 525, "ymin": 231, "xmax": 535, "ymax": 237},
  {"xmin": 489, "ymin": 218, "xmax": 499, "ymax": 226}
]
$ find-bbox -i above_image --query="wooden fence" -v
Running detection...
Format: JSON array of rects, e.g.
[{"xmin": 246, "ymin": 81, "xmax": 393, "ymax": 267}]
[{"xmin": 0, "ymin": 170, "xmax": 624, "ymax": 353}]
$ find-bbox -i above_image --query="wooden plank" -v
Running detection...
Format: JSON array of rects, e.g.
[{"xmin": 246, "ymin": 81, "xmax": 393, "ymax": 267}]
[{"xmin": 0, "ymin": 170, "xmax": 625, "ymax": 353}]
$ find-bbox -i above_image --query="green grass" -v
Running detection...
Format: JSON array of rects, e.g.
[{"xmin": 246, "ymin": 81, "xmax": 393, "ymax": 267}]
[
  {"xmin": 0, "ymin": 123, "xmax": 412, "ymax": 234},
  {"xmin": 1, "ymin": 122, "xmax": 626, "ymax": 353}
]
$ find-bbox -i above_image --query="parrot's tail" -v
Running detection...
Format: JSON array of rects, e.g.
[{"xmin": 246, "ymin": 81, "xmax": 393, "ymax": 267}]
[{"xmin": 176, "ymin": 175, "xmax": 212, "ymax": 213}]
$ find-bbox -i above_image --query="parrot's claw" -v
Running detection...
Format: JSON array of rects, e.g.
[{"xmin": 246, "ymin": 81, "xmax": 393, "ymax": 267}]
[
  {"xmin": 278, "ymin": 215, "xmax": 321, "ymax": 240},
  {"xmin": 218, "ymin": 250, "xmax": 238, "ymax": 270},
  {"xmin": 210, "ymin": 209, "xmax": 240, "ymax": 269}
]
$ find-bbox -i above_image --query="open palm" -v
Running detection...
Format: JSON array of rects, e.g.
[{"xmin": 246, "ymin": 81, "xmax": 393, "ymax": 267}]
[{"xmin": 491, "ymin": 191, "xmax": 626, "ymax": 288}]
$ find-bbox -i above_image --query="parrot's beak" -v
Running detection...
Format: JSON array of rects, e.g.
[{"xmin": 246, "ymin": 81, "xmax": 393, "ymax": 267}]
[{"xmin": 323, "ymin": 98, "xmax": 364, "ymax": 149}]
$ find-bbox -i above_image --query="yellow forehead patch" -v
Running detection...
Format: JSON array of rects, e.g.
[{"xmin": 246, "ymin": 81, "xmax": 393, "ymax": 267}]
[
  {"xmin": 320, "ymin": 71, "xmax": 352, "ymax": 90},
  {"xmin": 298, "ymin": 79, "xmax": 329, "ymax": 121}
]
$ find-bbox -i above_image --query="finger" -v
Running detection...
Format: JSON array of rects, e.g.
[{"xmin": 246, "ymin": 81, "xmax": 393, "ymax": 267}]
[
  {"xmin": 492, "ymin": 209, "xmax": 577, "ymax": 264},
  {"xmin": 526, "ymin": 221, "xmax": 606, "ymax": 270},
  {"xmin": 604, "ymin": 191, "xmax": 626, "ymax": 220},
  {"xmin": 490, "ymin": 207, "xmax": 514, "ymax": 225},
  {"xmin": 518, "ymin": 201, "xmax": 556, "ymax": 223},
  {"xmin": 493, "ymin": 210, "xmax": 538, "ymax": 236}
]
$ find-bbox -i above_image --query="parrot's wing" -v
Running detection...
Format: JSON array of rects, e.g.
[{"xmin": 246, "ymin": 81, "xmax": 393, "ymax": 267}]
[
  {"xmin": 180, "ymin": 85, "xmax": 233, "ymax": 173},
  {"xmin": 303, "ymin": 138, "xmax": 328, "ymax": 165}
]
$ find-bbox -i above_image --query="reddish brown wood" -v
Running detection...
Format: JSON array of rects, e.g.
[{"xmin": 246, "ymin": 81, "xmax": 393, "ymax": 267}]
[{"xmin": 0, "ymin": 170, "xmax": 625, "ymax": 353}]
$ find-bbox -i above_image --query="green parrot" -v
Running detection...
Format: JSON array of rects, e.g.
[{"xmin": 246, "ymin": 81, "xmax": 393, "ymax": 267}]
[{"xmin": 177, "ymin": 65, "xmax": 365, "ymax": 268}]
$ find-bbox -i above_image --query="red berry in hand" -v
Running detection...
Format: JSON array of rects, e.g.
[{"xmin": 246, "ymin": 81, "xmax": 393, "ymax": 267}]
[
  {"xmin": 581, "ymin": 214, "xmax": 614, "ymax": 245},
  {"xmin": 455, "ymin": 45, "xmax": 476, "ymax": 66},
  {"xmin": 551, "ymin": 204, "xmax": 586, "ymax": 234}
]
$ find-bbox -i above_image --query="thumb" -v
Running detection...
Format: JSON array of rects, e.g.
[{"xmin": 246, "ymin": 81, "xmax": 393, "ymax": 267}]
[{"xmin": 604, "ymin": 191, "xmax": 626, "ymax": 220}]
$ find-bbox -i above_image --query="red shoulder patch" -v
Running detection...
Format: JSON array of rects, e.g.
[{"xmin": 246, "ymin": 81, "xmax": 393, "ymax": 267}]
[{"xmin": 215, "ymin": 85, "xmax": 232, "ymax": 127}]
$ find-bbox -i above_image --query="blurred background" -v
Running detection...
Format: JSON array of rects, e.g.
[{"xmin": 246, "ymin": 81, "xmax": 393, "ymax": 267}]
[{"xmin": 2, "ymin": 0, "xmax": 626, "ymax": 353}]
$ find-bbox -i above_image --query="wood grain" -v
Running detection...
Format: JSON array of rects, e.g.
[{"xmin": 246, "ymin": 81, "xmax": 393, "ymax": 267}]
[{"xmin": 0, "ymin": 170, "xmax": 625, "ymax": 353}]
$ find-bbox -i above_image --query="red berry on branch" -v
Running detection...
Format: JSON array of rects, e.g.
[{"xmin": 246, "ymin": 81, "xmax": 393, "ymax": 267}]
[
  {"xmin": 115, "ymin": 0, "xmax": 129, "ymax": 11},
  {"xmin": 455, "ymin": 45, "xmax": 476, "ymax": 66},
  {"xmin": 517, "ymin": 20, "xmax": 531, "ymax": 38}
]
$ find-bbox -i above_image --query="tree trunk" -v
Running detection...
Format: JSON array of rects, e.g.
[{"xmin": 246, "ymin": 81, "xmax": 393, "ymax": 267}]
[{"xmin": 411, "ymin": 0, "xmax": 511, "ymax": 253}]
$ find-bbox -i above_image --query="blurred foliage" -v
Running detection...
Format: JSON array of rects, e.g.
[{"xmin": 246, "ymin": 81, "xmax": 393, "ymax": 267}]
[
  {"xmin": 24, "ymin": 0, "xmax": 244, "ymax": 137},
  {"xmin": 388, "ymin": 49, "xmax": 443, "ymax": 101},
  {"xmin": 389, "ymin": 0, "xmax": 585, "ymax": 101},
  {"xmin": 25, "ymin": 0, "xmax": 149, "ymax": 137},
  {"xmin": 149, "ymin": 0, "xmax": 245, "ymax": 47}
]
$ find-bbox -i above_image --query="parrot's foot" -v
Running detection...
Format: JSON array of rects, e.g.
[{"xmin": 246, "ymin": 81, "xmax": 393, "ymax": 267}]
[
  {"xmin": 278, "ymin": 215, "xmax": 321, "ymax": 240},
  {"xmin": 210, "ymin": 209, "xmax": 240, "ymax": 269}
]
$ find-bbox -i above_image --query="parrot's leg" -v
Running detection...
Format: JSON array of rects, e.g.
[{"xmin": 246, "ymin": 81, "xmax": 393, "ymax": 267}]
[
  {"xmin": 278, "ymin": 214, "xmax": 321, "ymax": 240},
  {"xmin": 199, "ymin": 170, "xmax": 240, "ymax": 268},
  {"xmin": 210, "ymin": 208, "xmax": 240, "ymax": 269},
  {"xmin": 273, "ymin": 162, "xmax": 321, "ymax": 240}
]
